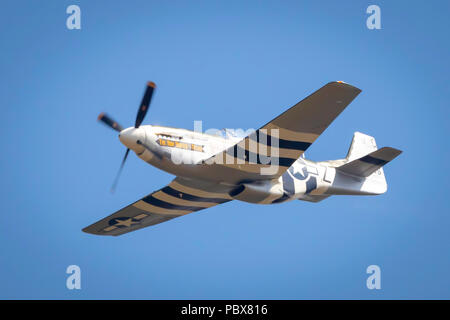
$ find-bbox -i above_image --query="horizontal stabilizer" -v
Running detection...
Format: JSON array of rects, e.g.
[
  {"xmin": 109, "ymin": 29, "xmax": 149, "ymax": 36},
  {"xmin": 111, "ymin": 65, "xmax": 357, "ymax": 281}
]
[{"xmin": 337, "ymin": 147, "xmax": 402, "ymax": 177}]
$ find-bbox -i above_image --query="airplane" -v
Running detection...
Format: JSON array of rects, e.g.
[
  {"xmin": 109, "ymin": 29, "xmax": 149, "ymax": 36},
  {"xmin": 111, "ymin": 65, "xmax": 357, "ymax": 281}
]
[{"xmin": 83, "ymin": 81, "xmax": 402, "ymax": 236}]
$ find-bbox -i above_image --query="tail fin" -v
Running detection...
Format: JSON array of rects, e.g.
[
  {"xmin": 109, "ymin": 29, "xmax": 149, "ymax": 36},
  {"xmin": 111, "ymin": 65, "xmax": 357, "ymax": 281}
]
[
  {"xmin": 338, "ymin": 147, "xmax": 402, "ymax": 177},
  {"xmin": 346, "ymin": 132, "xmax": 378, "ymax": 161},
  {"xmin": 338, "ymin": 132, "xmax": 402, "ymax": 195}
]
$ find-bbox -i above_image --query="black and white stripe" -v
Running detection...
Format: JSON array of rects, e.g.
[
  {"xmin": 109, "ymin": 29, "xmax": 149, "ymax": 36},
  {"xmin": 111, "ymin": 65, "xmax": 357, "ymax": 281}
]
[
  {"xmin": 202, "ymin": 81, "xmax": 362, "ymax": 180},
  {"xmin": 83, "ymin": 179, "xmax": 232, "ymax": 236},
  {"xmin": 135, "ymin": 179, "xmax": 232, "ymax": 216},
  {"xmin": 214, "ymin": 127, "xmax": 313, "ymax": 171}
]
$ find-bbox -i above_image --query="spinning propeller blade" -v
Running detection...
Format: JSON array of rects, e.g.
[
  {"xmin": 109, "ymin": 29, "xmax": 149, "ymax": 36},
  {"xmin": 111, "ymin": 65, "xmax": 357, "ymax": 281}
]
[
  {"xmin": 97, "ymin": 113, "xmax": 123, "ymax": 132},
  {"xmin": 135, "ymin": 81, "xmax": 156, "ymax": 128},
  {"xmin": 97, "ymin": 81, "xmax": 156, "ymax": 193},
  {"xmin": 110, "ymin": 148, "xmax": 130, "ymax": 193}
]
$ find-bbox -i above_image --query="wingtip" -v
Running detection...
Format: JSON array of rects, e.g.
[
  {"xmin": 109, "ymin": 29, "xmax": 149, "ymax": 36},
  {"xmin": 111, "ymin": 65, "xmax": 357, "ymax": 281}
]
[
  {"xmin": 82, "ymin": 225, "xmax": 93, "ymax": 233},
  {"xmin": 330, "ymin": 81, "xmax": 362, "ymax": 93},
  {"xmin": 82, "ymin": 227, "xmax": 92, "ymax": 235},
  {"xmin": 391, "ymin": 148, "xmax": 403, "ymax": 157},
  {"xmin": 97, "ymin": 112, "xmax": 105, "ymax": 121},
  {"xmin": 82, "ymin": 226, "xmax": 106, "ymax": 236},
  {"xmin": 377, "ymin": 146, "xmax": 403, "ymax": 160}
]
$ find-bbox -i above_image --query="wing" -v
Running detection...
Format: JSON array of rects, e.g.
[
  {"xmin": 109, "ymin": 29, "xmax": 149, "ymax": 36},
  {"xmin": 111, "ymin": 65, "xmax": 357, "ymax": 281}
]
[
  {"xmin": 83, "ymin": 177, "xmax": 233, "ymax": 236},
  {"xmin": 200, "ymin": 81, "xmax": 361, "ymax": 184},
  {"xmin": 298, "ymin": 195, "xmax": 331, "ymax": 203}
]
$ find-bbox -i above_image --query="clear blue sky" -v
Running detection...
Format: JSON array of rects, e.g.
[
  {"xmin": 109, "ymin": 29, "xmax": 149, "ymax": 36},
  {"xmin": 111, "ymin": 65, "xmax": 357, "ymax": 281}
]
[{"xmin": 1, "ymin": 0, "xmax": 449, "ymax": 299}]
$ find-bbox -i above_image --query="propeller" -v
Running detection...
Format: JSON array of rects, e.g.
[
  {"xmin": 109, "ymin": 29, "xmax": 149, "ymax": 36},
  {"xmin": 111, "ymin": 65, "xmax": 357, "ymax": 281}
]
[
  {"xmin": 135, "ymin": 81, "xmax": 156, "ymax": 128},
  {"xmin": 97, "ymin": 81, "xmax": 156, "ymax": 192},
  {"xmin": 98, "ymin": 113, "xmax": 123, "ymax": 132},
  {"xmin": 110, "ymin": 148, "xmax": 130, "ymax": 193}
]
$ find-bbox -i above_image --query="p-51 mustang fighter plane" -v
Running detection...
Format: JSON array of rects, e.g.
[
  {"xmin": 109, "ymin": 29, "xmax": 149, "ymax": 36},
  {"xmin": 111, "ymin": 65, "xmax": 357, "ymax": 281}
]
[{"xmin": 83, "ymin": 81, "xmax": 401, "ymax": 236}]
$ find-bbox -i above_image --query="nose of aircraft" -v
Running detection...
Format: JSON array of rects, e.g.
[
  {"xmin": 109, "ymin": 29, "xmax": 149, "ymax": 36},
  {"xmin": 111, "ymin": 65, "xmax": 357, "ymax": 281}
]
[{"xmin": 119, "ymin": 127, "xmax": 146, "ymax": 153}]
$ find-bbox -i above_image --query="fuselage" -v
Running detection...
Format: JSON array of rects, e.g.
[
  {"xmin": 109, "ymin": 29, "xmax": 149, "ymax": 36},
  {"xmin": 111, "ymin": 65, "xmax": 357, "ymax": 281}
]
[{"xmin": 118, "ymin": 125, "xmax": 387, "ymax": 205}]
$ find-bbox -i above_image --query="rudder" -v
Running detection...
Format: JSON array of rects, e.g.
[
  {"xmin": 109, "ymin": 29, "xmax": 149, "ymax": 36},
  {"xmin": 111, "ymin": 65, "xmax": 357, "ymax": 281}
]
[{"xmin": 346, "ymin": 132, "xmax": 378, "ymax": 161}]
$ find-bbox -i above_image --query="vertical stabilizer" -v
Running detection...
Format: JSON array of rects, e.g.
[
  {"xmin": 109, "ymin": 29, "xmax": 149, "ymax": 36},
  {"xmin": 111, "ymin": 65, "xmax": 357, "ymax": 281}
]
[
  {"xmin": 334, "ymin": 132, "xmax": 402, "ymax": 195},
  {"xmin": 346, "ymin": 132, "xmax": 378, "ymax": 161}
]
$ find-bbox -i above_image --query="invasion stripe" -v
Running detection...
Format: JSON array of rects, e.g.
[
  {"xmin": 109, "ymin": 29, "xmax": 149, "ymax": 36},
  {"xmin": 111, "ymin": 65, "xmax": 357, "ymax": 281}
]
[
  {"xmin": 244, "ymin": 140, "xmax": 307, "ymax": 160},
  {"xmin": 170, "ymin": 181, "xmax": 233, "ymax": 199},
  {"xmin": 226, "ymin": 145, "xmax": 297, "ymax": 167},
  {"xmin": 359, "ymin": 155, "xmax": 388, "ymax": 166},
  {"xmin": 249, "ymin": 130, "xmax": 312, "ymax": 150},
  {"xmin": 161, "ymin": 186, "xmax": 230, "ymax": 204},
  {"xmin": 271, "ymin": 193, "xmax": 290, "ymax": 204},
  {"xmin": 133, "ymin": 200, "xmax": 190, "ymax": 215},
  {"xmin": 263, "ymin": 124, "xmax": 319, "ymax": 143},
  {"xmin": 220, "ymin": 162, "xmax": 280, "ymax": 174},
  {"xmin": 142, "ymin": 195, "xmax": 206, "ymax": 212},
  {"xmin": 152, "ymin": 191, "xmax": 216, "ymax": 208}
]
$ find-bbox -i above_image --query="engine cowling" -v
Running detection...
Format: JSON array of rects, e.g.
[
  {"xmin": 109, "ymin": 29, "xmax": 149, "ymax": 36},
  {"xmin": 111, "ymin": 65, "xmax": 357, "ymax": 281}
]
[{"xmin": 229, "ymin": 181, "xmax": 284, "ymax": 204}]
